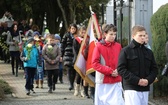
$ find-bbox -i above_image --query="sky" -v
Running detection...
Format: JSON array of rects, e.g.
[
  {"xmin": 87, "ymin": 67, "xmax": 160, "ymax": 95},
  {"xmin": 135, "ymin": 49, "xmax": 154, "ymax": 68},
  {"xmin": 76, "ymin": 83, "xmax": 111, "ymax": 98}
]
[{"xmin": 153, "ymin": 0, "xmax": 168, "ymax": 13}]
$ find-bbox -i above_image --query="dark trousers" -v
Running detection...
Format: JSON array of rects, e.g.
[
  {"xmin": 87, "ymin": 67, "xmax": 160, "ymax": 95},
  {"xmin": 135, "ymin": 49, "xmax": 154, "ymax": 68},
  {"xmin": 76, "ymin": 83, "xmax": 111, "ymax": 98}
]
[
  {"xmin": 47, "ymin": 69, "xmax": 58, "ymax": 88},
  {"xmin": 66, "ymin": 66, "xmax": 76, "ymax": 88},
  {"xmin": 10, "ymin": 51, "xmax": 20, "ymax": 75},
  {"xmin": 58, "ymin": 62, "xmax": 63, "ymax": 81},
  {"xmin": 25, "ymin": 67, "xmax": 36, "ymax": 90},
  {"xmin": 76, "ymin": 73, "xmax": 82, "ymax": 85}
]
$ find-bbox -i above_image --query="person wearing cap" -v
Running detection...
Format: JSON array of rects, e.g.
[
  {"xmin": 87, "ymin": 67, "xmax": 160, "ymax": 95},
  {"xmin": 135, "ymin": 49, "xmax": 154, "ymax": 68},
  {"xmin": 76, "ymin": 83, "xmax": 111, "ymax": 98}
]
[
  {"xmin": 33, "ymin": 31, "xmax": 40, "ymax": 40},
  {"xmin": 34, "ymin": 33, "xmax": 45, "ymax": 89},
  {"xmin": 20, "ymin": 37, "xmax": 39, "ymax": 95},
  {"xmin": 55, "ymin": 34, "xmax": 63, "ymax": 83},
  {"xmin": 43, "ymin": 28, "xmax": 50, "ymax": 44}
]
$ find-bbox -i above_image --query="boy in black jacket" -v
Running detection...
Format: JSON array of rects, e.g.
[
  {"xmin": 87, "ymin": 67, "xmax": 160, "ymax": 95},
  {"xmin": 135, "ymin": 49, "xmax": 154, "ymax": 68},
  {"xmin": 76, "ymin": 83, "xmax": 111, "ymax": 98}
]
[{"xmin": 117, "ymin": 25, "xmax": 158, "ymax": 105}]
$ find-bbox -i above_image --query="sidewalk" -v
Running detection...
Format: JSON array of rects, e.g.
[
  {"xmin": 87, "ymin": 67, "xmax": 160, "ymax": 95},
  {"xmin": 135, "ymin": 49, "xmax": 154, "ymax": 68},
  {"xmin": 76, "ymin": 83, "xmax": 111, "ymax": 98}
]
[
  {"xmin": 0, "ymin": 61, "xmax": 157, "ymax": 105},
  {"xmin": 0, "ymin": 61, "xmax": 93, "ymax": 105}
]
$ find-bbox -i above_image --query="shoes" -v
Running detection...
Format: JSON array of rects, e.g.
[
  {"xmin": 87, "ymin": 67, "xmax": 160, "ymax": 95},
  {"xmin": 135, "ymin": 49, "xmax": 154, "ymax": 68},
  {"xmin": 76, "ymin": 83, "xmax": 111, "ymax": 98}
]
[
  {"xmin": 53, "ymin": 84, "xmax": 55, "ymax": 91},
  {"xmin": 69, "ymin": 86, "xmax": 74, "ymax": 91},
  {"xmin": 31, "ymin": 89, "xmax": 35, "ymax": 93},
  {"xmin": 48, "ymin": 89, "xmax": 52, "ymax": 93},
  {"xmin": 85, "ymin": 95, "xmax": 90, "ymax": 99},
  {"xmin": 60, "ymin": 80, "xmax": 63, "ymax": 84},
  {"xmin": 26, "ymin": 89, "xmax": 30, "ymax": 95}
]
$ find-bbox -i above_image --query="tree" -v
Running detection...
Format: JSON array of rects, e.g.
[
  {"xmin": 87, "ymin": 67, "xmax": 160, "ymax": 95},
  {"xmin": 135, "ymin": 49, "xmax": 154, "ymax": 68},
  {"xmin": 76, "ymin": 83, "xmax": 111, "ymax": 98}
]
[
  {"xmin": 150, "ymin": 3, "xmax": 168, "ymax": 97},
  {"xmin": 57, "ymin": 0, "xmax": 110, "ymax": 33},
  {"xmin": 0, "ymin": 0, "xmax": 110, "ymax": 36}
]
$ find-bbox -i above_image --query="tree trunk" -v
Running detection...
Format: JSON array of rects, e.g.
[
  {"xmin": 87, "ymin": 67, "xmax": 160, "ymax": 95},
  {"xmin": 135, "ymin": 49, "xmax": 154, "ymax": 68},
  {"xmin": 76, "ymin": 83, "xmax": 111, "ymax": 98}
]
[
  {"xmin": 45, "ymin": 0, "xmax": 57, "ymax": 34},
  {"xmin": 69, "ymin": 3, "xmax": 76, "ymax": 23},
  {"xmin": 57, "ymin": 0, "xmax": 68, "ymax": 30}
]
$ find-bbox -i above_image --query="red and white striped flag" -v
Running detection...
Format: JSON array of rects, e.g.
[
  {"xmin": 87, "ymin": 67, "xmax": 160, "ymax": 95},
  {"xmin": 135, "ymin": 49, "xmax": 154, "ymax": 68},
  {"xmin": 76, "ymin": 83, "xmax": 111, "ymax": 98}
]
[{"xmin": 74, "ymin": 13, "xmax": 101, "ymax": 87}]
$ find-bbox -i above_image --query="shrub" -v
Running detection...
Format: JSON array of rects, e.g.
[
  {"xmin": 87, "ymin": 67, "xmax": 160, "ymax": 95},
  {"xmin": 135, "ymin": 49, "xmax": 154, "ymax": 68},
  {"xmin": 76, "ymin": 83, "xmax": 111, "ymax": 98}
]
[{"xmin": 150, "ymin": 3, "xmax": 168, "ymax": 97}]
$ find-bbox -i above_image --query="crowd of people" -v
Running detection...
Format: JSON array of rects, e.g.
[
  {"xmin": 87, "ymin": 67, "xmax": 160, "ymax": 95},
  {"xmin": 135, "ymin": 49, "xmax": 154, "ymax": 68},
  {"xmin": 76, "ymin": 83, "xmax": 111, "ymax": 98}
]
[
  {"xmin": 0, "ymin": 18, "xmax": 94, "ymax": 99},
  {"xmin": 0, "ymin": 13, "xmax": 159, "ymax": 105}
]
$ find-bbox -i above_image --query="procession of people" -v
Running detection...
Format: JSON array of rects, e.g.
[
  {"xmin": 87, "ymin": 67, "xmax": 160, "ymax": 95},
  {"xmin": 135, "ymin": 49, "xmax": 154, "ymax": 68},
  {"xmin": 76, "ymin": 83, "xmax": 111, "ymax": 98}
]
[{"xmin": 0, "ymin": 11, "xmax": 158, "ymax": 105}]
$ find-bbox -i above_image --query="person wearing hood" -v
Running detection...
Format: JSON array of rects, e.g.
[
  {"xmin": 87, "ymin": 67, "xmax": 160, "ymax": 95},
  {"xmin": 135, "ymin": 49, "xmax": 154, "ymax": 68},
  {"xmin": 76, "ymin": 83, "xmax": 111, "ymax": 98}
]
[
  {"xmin": 20, "ymin": 37, "xmax": 39, "ymax": 95},
  {"xmin": 55, "ymin": 34, "xmax": 63, "ymax": 83},
  {"xmin": 6, "ymin": 24, "xmax": 21, "ymax": 77}
]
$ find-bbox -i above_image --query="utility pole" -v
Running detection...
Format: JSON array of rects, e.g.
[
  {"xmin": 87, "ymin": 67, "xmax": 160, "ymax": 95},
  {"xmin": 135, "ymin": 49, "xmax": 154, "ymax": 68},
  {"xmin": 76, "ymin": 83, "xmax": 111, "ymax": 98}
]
[
  {"xmin": 114, "ymin": 0, "xmax": 117, "ymax": 26},
  {"xmin": 120, "ymin": 0, "xmax": 123, "ymax": 45},
  {"xmin": 128, "ymin": 0, "xmax": 131, "ymax": 44}
]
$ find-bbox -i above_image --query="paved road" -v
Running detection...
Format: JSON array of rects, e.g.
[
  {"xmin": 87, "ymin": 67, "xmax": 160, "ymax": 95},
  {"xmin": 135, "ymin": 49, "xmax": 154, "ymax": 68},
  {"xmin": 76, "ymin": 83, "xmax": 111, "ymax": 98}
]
[{"xmin": 0, "ymin": 61, "xmax": 93, "ymax": 105}]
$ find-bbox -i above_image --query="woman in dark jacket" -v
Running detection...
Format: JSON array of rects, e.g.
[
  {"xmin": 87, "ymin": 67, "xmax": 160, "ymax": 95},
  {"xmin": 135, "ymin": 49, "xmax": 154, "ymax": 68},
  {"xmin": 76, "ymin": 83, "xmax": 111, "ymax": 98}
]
[{"xmin": 61, "ymin": 23, "xmax": 78, "ymax": 90}]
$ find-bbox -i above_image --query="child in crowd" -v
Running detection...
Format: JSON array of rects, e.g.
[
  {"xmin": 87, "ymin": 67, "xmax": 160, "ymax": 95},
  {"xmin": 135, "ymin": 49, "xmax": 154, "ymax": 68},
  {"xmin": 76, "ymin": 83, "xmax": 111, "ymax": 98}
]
[
  {"xmin": 33, "ymin": 32, "xmax": 44, "ymax": 88},
  {"xmin": 20, "ymin": 37, "xmax": 39, "ymax": 95},
  {"xmin": 55, "ymin": 34, "xmax": 63, "ymax": 83},
  {"xmin": 42, "ymin": 34, "xmax": 61, "ymax": 93}
]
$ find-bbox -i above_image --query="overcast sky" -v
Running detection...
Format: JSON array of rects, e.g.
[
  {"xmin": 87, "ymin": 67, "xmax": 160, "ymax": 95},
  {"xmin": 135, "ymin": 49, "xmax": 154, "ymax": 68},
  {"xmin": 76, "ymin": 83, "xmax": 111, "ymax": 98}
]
[{"xmin": 153, "ymin": 0, "xmax": 168, "ymax": 13}]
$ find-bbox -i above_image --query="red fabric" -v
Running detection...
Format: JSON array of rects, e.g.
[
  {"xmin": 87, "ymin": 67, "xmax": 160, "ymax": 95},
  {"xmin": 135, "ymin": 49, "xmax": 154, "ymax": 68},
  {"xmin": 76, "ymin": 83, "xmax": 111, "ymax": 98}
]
[
  {"xmin": 35, "ymin": 40, "xmax": 44, "ymax": 47},
  {"xmin": 92, "ymin": 41, "xmax": 122, "ymax": 84},
  {"xmin": 75, "ymin": 37, "xmax": 83, "ymax": 44},
  {"xmin": 86, "ymin": 41, "xmax": 96, "ymax": 70}
]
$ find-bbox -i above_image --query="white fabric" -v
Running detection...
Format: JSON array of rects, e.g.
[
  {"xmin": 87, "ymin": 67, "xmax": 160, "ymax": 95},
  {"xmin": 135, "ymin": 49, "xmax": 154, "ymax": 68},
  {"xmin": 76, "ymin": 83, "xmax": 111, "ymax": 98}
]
[
  {"xmin": 95, "ymin": 55, "xmax": 105, "ymax": 84},
  {"xmin": 124, "ymin": 90, "xmax": 149, "ymax": 105},
  {"xmin": 95, "ymin": 82, "xmax": 125, "ymax": 105},
  {"xmin": 95, "ymin": 71, "xmax": 104, "ymax": 84}
]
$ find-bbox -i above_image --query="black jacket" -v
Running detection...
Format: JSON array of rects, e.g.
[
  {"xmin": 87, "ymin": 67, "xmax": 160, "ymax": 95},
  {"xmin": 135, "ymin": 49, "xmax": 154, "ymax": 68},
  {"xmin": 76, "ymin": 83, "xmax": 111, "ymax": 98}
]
[
  {"xmin": 72, "ymin": 37, "xmax": 81, "ymax": 64},
  {"xmin": 117, "ymin": 39, "xmax": 158, "ymax": 91},
  {"xmin": 61, "ymin": 32, "xmax": 74, "ymax": 66}
]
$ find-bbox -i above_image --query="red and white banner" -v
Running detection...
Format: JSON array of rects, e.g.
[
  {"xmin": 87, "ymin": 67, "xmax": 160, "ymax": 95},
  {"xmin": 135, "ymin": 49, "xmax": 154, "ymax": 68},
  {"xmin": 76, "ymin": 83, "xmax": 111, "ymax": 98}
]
[{"xmin": 74, "ymin": 13, "xmax": 101, "ymax": 87}]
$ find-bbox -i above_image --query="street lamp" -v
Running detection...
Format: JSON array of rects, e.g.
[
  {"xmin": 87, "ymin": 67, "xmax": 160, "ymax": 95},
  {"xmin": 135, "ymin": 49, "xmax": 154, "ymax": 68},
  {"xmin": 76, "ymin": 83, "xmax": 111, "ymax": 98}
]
[{"xmin": 42, "ymin": 12, "xmax": 47, "ymax": 36}]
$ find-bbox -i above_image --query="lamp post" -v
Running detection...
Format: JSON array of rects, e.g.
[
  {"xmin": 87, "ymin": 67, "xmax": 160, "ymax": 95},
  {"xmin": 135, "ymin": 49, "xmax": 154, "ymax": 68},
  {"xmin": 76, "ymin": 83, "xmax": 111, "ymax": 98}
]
[
  {"xmin": 120, "ymin": 0, "xmax": 123, "ymax": 45},
  {"xmin": 114, "ymin": 0, "xmax": 117, "ymax": 26},
  {"xmin": 42, "ymin": 12, "xmax": 47, "ymax": 36}
]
